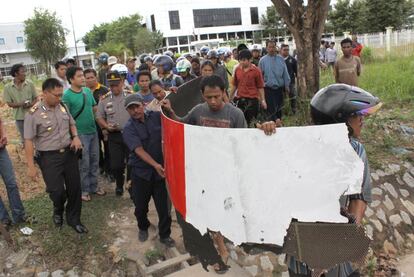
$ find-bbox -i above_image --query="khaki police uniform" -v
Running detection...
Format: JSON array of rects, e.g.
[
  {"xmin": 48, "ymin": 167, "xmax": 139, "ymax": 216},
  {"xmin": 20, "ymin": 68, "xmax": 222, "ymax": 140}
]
[
  {"xmin": 24, "ymin": 101, "xmax": 82, "ymax": 226},
  {"xmin": 96, "ymin": 91, "xmax": 131, "ymax": 194}
]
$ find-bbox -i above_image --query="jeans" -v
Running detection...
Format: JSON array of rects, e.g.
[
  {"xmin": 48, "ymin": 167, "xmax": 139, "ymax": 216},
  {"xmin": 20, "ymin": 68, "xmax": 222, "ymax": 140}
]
[
  {"xmin": 79, "ymin": 133, "xmax": 99, "ymax": 195},
  {"xmin": 15, "ymin": 120, "xmax": 24, "ymax": 143},
  {"xmin": 0, "ymin": 147, "xmax": 26, "ymax": 223},
  {"xmin": 264, "ymin": 87, "xmax": 284, "ymax": 120}
]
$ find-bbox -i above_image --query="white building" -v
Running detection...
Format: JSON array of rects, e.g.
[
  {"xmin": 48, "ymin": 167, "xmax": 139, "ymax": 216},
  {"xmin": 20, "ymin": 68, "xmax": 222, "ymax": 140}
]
[
  {"xmin": 0, "ymin": 22, "xmax": 95, "ymax": 77},
  {"xmin": 145, "ymin": 0, "xmax": 272, "ymax": 53},
  {"xmin": 0, "ymin": 22, "xmax": 39, "ymax": 77}
]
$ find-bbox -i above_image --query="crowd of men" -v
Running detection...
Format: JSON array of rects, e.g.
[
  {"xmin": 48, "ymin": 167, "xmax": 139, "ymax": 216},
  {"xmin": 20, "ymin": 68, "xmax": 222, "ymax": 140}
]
[{"xmin": 0, "ymin": 36, "xmax": 371, "ymax": 276}]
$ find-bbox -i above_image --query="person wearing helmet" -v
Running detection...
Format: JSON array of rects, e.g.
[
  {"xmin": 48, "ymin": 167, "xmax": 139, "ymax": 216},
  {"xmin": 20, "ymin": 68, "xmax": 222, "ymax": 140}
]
[
  {"xmin": 286, "ymin": 84, "xmax": 382, "ymax": 277},
  {"xmin": 199, "ymin": 46, "xmax": 210, "ymax": 59},
  {"xmin": 144, "ymin": 56, "xmax": 156, "ymax": 72},
  {"xmin": 107, "ymin": 56, "xmax": 118, "ymax": 70},
  {"xmin": 250, "ymin": 44, "xmax": 262, "ymax": 66},
  {"xmin": 111, "ymin": 63, "xmax": 132, "ymax": 91},
  {"xmin": 206, "ymin": 50, "xmax": 229, "ymax": 102},
  {"xmin": 65, "ymin": 57, "xmax": 76, "ymax": 68},
  {"xmin": 153, "ymin": 55, "xmax": 184, "ymax": 92},
  {"xmin": 98, "ymin": 52, "xmax": 110, "ymax": 86},
  {"xmin": 163, "ymin": 50, "xmax": 174, "ymax": 59},
  {"xmin": 176, "ymin": 59, "xmax": 196, "ymax": 83},
  {"xmin": 138, "ymin": 53, "xmax": 149, "ymax": 65},
  {"xmin": 183, "ymin": 53, "xmax": 192, "ymax": 62},
  {"xmin": 96, "ymin": 71, "xmax": 132, "ymax": 196}
]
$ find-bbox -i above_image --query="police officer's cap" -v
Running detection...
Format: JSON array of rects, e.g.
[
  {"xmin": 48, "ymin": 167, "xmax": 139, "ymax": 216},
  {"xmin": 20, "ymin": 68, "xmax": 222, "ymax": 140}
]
[
  {"xmin": 125, "ymin": 94, "xmax": 144, "ymax": 108},
  {"xmin": 107, "ymin": 71, "xmax": 121, "ymax": 83}
]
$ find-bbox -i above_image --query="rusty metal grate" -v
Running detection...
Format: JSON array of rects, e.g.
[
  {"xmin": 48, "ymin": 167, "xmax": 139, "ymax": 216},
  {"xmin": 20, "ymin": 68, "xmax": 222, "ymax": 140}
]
[{"xmin": 283, "ymin": 222, "xmax": 371, "ymax": 276}]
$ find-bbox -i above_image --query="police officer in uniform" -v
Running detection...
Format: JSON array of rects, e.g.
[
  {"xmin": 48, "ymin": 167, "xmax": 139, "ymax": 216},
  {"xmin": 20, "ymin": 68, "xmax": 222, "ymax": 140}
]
[
  {"xmin": 24, "ymin": 78, "xmax": 87, "ymax": 233},
  {"xmin": 96, "ymin": 71, "xmax": 131, "ymax": 196}
]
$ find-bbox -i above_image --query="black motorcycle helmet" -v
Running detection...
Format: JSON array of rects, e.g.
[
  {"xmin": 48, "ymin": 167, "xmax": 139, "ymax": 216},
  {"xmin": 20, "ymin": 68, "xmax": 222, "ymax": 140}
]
[
  {"xmin": 138, "ymin": 53, "xmax": 149, "ymax": 64},
  {"xmin": 206, "ymin": 49, "xmax": 219, "ymax": 60},
  {"xmin": 310, "ymin": 84, "xmax": 382, "ymax": 125}
]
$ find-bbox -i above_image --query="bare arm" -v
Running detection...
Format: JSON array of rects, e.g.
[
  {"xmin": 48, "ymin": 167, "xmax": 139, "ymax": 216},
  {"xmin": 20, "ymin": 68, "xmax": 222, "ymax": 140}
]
[
  {"xmin": 348, "ymin": 199, "xmax": 367, "ymax": 225},
  {"xmin": 96, "ymin": 117, "xmax": 109, "ymax": 130},
  {"xmin": 258, "ymin": 88, "xmax": 265, "ymax": 103},
  {"xmin": 69, "ymin": 124, "xmax": 82, "ymax": 151},
  {"xmin": 229, "ymin": 86, "xmax": 236, "ymax": 101},
  {"xmin": 0, "ymin": 117, "xmax": 6, "ymax": 147},
  {"xmin": 333, "ymin": 62, "xmax": 339, "ymax": 83},
  {"xmin": 356, "ymin": 59, "xmax": 362, "ymax": 76},
  {"xmin": 25, "ymin": 139, "xmax": 39, "ymax": 179},
  {"xmin": 6, "ymin": 102, "xmax": 24, "ymax": 108}
]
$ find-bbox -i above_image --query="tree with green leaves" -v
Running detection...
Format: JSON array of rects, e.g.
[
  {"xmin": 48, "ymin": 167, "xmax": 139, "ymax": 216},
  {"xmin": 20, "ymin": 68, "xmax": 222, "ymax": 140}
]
[
  {"xmin": 260, "ymin": 7, "xmax": 288, "ymax": 39},
  {"xmin": 24, "ymin": 8, "xmax": 67, "ymax": 75},
  {"xmin": 83, "ymin": 13, "xmax": 163, "ymax": 55},
  {"xmin": 329, "ymin": 0, "xmax": 413, "ymax": 34},
  {"xmin": 365, "ymin": 0, "xmax": 413, "ymax": 32},
  {"xmin": 328, "ymin": 0, "xmax": 368, "ymax": 35}
]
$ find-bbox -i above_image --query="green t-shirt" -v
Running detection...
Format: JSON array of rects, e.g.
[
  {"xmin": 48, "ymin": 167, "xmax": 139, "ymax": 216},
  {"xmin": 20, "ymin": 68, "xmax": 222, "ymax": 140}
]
[
  {"xmin": 3, "ymin": 80, "xmax": 37, "ymax": 120},
  {"xmin": 62, "ymin": 87, "xmax": 97, "ymax": 135}
]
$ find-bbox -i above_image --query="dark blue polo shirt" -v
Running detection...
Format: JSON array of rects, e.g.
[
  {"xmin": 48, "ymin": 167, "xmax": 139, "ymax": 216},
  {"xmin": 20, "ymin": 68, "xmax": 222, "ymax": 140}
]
[{"xmin": 123, "ymin": 111, "xmax": 163, "ymax": 181}]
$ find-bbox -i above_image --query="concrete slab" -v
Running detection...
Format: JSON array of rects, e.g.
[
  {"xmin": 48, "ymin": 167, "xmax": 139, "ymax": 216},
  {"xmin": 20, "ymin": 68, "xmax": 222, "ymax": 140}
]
[{"xmin": 166, "ymin": 259, "xmax": 250, "ymax": 277}]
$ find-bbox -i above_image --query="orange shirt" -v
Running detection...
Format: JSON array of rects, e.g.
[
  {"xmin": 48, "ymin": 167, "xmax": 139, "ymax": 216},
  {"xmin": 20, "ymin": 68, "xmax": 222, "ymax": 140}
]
[{"xmin": 233, "ymin": 64, "xmax": 264, "ymax": 99}]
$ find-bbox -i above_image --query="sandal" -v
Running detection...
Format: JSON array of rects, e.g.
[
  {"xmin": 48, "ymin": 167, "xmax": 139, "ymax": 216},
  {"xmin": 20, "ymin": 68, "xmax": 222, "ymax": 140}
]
[
  {"xmin": 81, "ymin": 195, "xmax": 91, "ymax": 201},
  {"xmin": 94, "ymin": 188, "xmax": 106, "ymax": 196},
  {"xmin": 213, "ymin": 263, "xmax": 229, "ymax": 274}
]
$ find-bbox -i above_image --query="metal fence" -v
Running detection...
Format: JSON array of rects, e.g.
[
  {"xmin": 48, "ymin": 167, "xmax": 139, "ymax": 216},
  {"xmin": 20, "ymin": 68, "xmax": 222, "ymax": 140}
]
[{"xmin": 333, "ymin": 28, "xmax": 414, "ymax": 58}]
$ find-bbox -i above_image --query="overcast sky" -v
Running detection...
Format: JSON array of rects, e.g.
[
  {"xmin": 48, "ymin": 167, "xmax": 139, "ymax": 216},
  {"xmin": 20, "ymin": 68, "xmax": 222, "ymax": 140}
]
[{"xmin": 2, "ymin": 0, "xmax": 151, "ymax": 46}]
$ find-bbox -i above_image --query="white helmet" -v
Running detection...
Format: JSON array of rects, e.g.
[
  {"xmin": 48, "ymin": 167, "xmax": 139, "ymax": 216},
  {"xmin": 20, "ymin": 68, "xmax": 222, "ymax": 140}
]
[
  {"xmin": 250, "ymin": 44, "xmax": 262, "ymax": 53},
  {"xmin": 108, "ymin": 56, "xmax": 118, "ymax": 66},
  {"xmin": 111, "ymin": 63, "xmax": 128, "ymax": 77},
  {"xmin": 176, "ymin": 59, "xmax": 192, "ymax": 73}
]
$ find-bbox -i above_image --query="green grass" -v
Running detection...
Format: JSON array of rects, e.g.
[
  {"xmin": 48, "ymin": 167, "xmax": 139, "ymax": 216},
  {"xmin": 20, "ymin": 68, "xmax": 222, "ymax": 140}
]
[
  {"xmin": 285, "ymin": 56, "xmax": 414, "ymax": 169},
  {"xmin": 13, "ymin": 193, "xmax": 129, "ymax": 270}
]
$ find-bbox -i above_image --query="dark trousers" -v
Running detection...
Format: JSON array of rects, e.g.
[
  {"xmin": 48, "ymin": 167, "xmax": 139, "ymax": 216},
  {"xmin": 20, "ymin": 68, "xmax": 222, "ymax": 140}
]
[
  {"xmin": 265, "ymin": 87, "xmax": 284, "ymax": 120},
  {"xmin": 288, "ymin": 83, "xmax": 297, "ymax": 114},
  {"xmin": 131, "ymin": 173, "xmax": 171, "ymax": 239},
  {"xmin": 288, "ymin": 269, "xmax": 361, "ymax": 277},
  {"xmin": 39, "ymin": 148, "xmax": 82, "ymax": 226},
  {"xmin": 108, "ymin": 132, "xmax": 130, "ymax": 190},
  {"xmin": 235, "ymin": 97, "xmax": 259, "ymax": 125},
  {"xmin": 97, "ymin": 125, "xmax": 110, "ymax": 175}
]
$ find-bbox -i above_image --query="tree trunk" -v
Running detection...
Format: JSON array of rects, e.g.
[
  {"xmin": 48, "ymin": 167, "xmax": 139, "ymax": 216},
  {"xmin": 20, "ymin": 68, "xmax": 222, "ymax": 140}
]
[{"xmin": 271, "ymin": 0, "xmax": 331, "ymax": 98}]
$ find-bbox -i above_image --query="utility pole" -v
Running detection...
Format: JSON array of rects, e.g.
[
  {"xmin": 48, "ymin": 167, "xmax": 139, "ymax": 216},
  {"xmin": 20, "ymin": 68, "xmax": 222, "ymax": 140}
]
[{"xmin": 68, "ymin": 0, "xmax": 79, "ymax": 66}]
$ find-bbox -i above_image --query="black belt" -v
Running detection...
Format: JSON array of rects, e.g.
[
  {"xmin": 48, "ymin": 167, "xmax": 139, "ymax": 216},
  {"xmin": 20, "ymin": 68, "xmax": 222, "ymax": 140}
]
[{"xmin": 38, "ymin": 146, "xmax": 70, "ymax": 154}]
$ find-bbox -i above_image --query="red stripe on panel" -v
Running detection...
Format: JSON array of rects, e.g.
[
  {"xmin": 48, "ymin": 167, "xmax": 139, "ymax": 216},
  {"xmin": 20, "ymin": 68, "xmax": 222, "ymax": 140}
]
[{"xmin": 162, "ymin": 114, "xmax": 187, "ymax": 219}]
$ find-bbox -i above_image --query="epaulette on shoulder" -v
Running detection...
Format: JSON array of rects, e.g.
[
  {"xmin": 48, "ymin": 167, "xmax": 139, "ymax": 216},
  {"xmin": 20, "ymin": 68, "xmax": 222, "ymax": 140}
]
[
  {"xmin": 101, "ymin": 92, "xmax": 112, "ymax": 99},
  {"xmin": 29, "ymin": 104, "xmax": 39, "ymax": 114},
  {"xmin": 125, "ymin": 89, "xmax": 134, "ymax": 94}
]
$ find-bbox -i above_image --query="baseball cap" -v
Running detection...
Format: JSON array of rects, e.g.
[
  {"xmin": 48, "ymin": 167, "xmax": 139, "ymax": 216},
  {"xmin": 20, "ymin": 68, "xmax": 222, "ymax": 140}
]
[
  {"xmin": 124, "ymin": 94, "xmax": 144, "ymax": 108},
  {"xmin": 108, "ymin": 56, "xmax": 118, "ymax": 66},
  {"xmin": 127, "ymin": 57, "xmax": 137, "ymax": 63}
]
